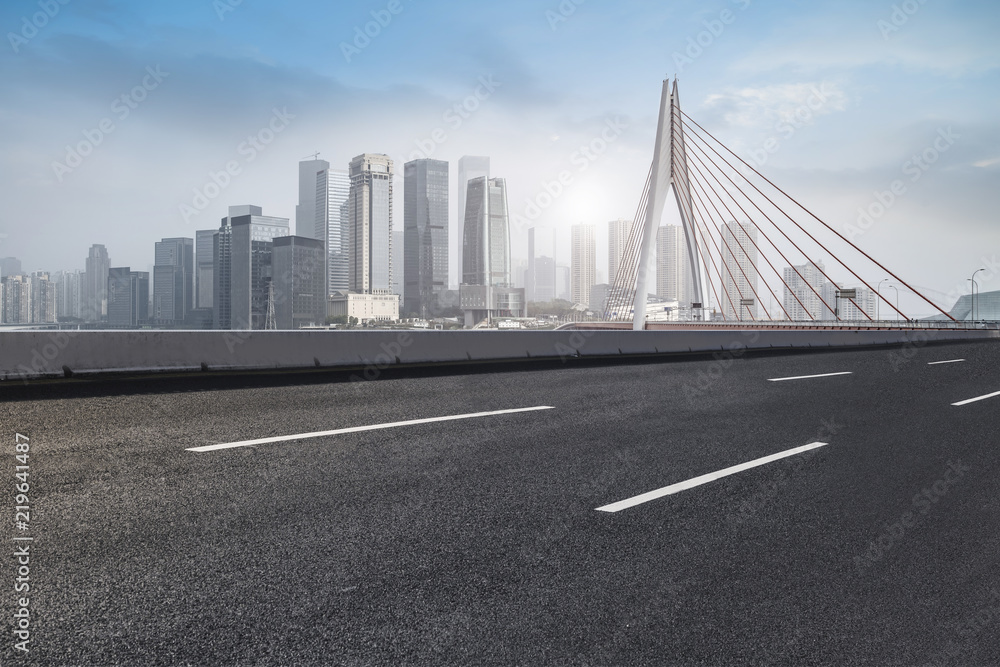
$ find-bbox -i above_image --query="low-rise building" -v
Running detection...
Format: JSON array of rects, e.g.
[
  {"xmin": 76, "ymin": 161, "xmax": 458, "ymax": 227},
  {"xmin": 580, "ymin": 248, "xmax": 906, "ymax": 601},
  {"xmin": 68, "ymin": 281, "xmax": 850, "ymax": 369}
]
[{"xmin": 328, "ymin": 290, "xmax": 399, "ymax": 323}]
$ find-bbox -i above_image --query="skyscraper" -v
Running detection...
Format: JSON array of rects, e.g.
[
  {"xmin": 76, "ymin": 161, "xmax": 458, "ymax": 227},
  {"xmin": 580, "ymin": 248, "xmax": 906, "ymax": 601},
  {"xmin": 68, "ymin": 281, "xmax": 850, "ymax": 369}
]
[
  {"xmin": 0, "ymin": 275, "xmax": 30, "ymax": 324},
  {"xmin": 571, "ymin": 224, "xmax": 596, "ymax": 306},
  {"xmin": 213, "ymin": 225, "xmax": 232, "ymax": 330},
  {"xmin": 214, "ymin": 205, "xmax": 290, "ymax": 329},
  {"xmin": 456, "ymin": 156, "xmax": 490, "ymax": 288},
  {"xmin": 722, "ymin": 221, "xmax": 759, "ymax": 320},
  {"xmin": 195, "ymin": 229, "xmax": 215, "ymax": 309},
  {"xmin": 348, "ymin": 154, "xmax": 394, "ymax": 294},
  {"xmin": 54, "ymin": 270, "xmax": 83, "ymax": 321},
  {"xmin": 527, "ymin": 226, "xmax": 557, "ymax": 303},
  {"xmin": 459, "ymin": 176, "xmax": 524, "ymax": 325},
  {"xmin": 608, "ymin": 218, "xmax": 632, "ymax": 287},
  {"xmin": 272, "ymin": 235, "xmax": 325, "ymax": 329},
  {"xmin": 392, "ymin": 229, "xmax": 404, "ymax": 299},
  {"xmin": 83, "ymin": 244, "xmax": 110, "ymax": 322},
  {"xmin": 108, "ymin": 267, "xmax": 149, "ymax": 327},
  {"xmin": 297, "ymin": 159, "xmax": 350, "ymax": 295},
  {"xmin": 462, "ymin": 176, "xmax": 511, "ymax": 286},
  {"xmin": 30, "ymin": 272, "xmax": 55, "ymax": 324},
  {"xmin": 153, "ymin": 237, "xmax": 194, "ymax": 325},
  {"xmin": 656, "ymin": 224, "xmax": 692, "ymax": 305},
  {"xmin": 403, "ymin": 158, "xmax": 449, "ymax": 318}
]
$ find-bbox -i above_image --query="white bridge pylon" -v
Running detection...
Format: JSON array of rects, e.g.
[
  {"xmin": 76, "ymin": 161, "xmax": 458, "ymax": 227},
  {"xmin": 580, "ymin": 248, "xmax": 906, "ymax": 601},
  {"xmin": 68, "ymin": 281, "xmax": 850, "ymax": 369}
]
[{"xmin": 631, "ymin": 79, "xmax": 704, "ymax": 330}]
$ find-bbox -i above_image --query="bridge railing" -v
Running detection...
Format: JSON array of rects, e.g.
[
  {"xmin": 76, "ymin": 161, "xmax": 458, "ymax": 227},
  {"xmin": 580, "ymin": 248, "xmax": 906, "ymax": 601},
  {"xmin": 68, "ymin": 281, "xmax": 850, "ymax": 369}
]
[{"xmin": 568, "ymin": 319, "xmax": 1000, "ymax": 331}]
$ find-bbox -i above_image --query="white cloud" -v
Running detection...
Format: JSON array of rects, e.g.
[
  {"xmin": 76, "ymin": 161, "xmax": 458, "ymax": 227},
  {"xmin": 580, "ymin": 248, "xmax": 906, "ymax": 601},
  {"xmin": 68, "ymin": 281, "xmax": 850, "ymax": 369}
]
[{"xmin": 702, "ymin": 81, "xmax": 849, "ymax": 130}]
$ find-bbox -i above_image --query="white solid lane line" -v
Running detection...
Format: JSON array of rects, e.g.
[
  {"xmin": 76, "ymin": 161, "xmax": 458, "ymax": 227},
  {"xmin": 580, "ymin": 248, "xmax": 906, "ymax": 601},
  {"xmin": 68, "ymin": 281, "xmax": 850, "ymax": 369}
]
[
  {"xmin": 188, "ymin": 406, "xmax": 556, "ymax": 452},
  {"xmin": 928, "ymin": 359, "xmax": 966, "ymax": 365},
  {"xmin": 596, "ymin": 442, "xmax": 829, "ymax": 513},
  {"xmin": 767, "ymin": 372, "xmax": 853, "ymax": 382},
  {"xmin": 952, "ymin": 391, "xmax": 1000, "ymax": 407}
]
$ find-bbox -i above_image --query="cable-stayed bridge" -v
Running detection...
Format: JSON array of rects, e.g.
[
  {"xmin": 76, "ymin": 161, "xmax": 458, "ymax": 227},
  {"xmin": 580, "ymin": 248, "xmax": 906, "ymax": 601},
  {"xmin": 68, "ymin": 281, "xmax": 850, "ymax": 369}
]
[{"xmin": 603, "ymin": 79, "xmax": 957, "ymax": 330}]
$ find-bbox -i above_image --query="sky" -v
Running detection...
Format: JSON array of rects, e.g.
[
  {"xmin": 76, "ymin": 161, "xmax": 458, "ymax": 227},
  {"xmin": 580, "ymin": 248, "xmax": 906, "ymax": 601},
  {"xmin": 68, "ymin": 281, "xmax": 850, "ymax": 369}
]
[{"xmin": 1, "ymin": 0, "xmax": 998, "ymax": 316}]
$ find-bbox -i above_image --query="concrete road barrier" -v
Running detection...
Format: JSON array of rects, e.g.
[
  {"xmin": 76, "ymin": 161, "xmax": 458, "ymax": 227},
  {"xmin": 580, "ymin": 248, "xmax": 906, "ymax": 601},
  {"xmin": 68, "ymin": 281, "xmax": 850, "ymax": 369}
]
[{"xmin": 1, "ymin": 327, "xmax": 996, "ymax": 382}]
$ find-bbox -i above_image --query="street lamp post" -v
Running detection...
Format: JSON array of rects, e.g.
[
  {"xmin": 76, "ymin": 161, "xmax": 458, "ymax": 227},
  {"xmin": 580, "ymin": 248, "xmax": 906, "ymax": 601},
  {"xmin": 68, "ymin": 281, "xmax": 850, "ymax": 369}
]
[
  {"xmin": 877, "ymin": 278, "xmax": 891, "ymax": 322},
  {"xmin": 970, "ymin": 268, "xmax": 985, "ymax": 322},
  {"xmin": 886, "ymin": 285, "xmax": 899, "ymax": 322}
]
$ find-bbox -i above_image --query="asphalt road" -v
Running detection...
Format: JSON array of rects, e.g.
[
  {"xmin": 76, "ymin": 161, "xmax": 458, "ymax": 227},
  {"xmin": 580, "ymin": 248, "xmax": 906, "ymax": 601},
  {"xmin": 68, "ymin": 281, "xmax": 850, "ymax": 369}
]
[{"xmin": 2, "ymin": 340, "xmax": 999, "ymax": 666}]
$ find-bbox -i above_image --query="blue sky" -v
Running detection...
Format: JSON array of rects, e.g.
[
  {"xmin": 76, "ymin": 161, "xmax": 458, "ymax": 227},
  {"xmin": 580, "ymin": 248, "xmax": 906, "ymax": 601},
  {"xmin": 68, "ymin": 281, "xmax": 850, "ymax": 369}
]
[{"xmin": 1, "ymin": 0, "xmax": 998, "ymax": 313}]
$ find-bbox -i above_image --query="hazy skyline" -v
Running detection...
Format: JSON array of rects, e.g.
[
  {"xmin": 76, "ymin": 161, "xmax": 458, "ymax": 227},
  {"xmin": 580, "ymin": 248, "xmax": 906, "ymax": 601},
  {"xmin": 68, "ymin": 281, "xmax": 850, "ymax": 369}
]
[{"xmin": 2, "ymin": 0, "xmax": 998, "ymax": 315}]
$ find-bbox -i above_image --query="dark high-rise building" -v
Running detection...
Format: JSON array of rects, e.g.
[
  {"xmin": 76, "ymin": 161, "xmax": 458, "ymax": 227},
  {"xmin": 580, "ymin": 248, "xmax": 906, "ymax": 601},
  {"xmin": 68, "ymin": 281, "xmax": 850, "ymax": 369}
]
[
  {"xmin": 462, "ymin": 176, "xmax": 510, "ymax": 287},
  {"xmin": 403, "ymin": 158, "xmax": 449, "ymax": 318},
  {"xmin": 83, "ymin": 244, "xmax": 110, "ymax": 322},
  {"xmin": 456, "ymin": 156, "xmax": 489, "ymax": 289},
  {"xmin": 272, "ymin": 235, "xmax": 325, "ymax": 329},
  {"xmin": 212, "ymin": 224, "xmax": 232, "ymax": 330},
  {"xmin": 153, "ymin": 237, "xmax": 194, "ymax": 325},
  {"xmin": 108, "ymin": 267, "xmax": 149, "ymax": 327},
  {"xmin": 392, "ymin": 229, "xmax": 403, "ymax": 299},
  {"xmin": 459, "ymin": 176, "xmax": 524, "ymax": 326},
  {"xmin": 213, "ymin": 205, "xmax": 289, "ymax": 329}
]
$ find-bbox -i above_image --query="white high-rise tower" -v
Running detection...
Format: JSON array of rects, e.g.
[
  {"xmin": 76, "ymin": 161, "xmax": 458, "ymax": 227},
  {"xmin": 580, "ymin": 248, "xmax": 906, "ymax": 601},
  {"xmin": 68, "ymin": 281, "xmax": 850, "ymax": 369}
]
[{"xmin": 297, "ymin": 158, "xmax": 350, "ymax": 296}]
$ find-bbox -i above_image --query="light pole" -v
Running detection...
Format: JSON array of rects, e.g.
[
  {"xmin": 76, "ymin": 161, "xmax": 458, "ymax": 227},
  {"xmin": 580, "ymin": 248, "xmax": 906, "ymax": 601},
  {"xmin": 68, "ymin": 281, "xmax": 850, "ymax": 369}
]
[
  {"xmin": 970, "ymin": 268, "xmax": 985, "ymax": 322},
  {"xmin": 877, "ymin": 278, "xmax": 891, "ymax": 321},
  {"xmin": 886, "ymin": 284, "xmax": 899, "ymax": 321}
]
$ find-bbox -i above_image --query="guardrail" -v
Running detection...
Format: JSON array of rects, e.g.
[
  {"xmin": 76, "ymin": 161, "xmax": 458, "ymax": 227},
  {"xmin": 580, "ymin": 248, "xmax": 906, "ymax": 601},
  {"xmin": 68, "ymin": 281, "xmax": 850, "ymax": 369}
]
[
  {"xmin": 562, "ymin": 320, "xmax": 1000, "ymax": 331},
  {"xmin": 2, "ymin": 326, "xmax": 997, "ymax": 383}
]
